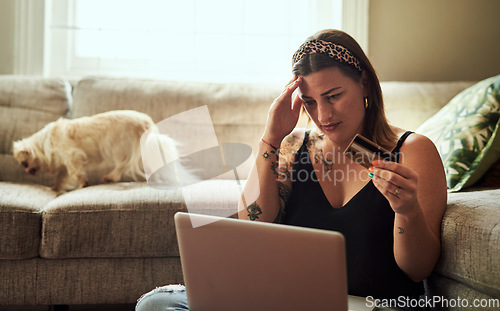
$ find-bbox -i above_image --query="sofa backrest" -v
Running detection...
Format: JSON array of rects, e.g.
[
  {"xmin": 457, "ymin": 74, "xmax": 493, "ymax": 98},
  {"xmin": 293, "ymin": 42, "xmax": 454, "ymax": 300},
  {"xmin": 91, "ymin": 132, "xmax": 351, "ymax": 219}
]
[
  {"xmin": 71, "ymin": 77, "xmax": 475, "ymax": 149},
  {"xmin": 0, "ymin": 76, "xmax": 72, "ymax": 184},
  {"xmin": 71, "ymin": 77, "xmax": 288, "ymax": 156},
  {"xmin": 0, "ymin": 75, "xmax": 475, "ymax": 185},
  {"xmin": 382, "ymin": 81, "xmax": 475, "ymax": 131}
]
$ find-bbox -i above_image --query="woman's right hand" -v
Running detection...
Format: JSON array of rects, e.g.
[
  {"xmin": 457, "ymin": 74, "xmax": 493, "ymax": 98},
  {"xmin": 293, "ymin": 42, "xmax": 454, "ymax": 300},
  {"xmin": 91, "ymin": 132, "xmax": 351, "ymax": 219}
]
[{"xmin": 262, "ymin": 76, "xmax": 303, "ymax": 146}]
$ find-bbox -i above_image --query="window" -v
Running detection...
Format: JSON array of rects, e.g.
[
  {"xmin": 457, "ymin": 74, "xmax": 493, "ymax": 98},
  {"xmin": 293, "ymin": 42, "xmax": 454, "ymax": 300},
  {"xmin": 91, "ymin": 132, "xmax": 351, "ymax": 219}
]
[{"xmin": 17, "ymin": 0, "xmax": 368, "ymax": 84}]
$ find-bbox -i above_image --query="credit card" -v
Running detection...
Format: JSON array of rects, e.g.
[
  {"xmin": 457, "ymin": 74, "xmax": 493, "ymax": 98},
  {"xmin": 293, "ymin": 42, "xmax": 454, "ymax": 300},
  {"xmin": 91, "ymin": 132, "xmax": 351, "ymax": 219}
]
[{"xmin": 343, "ymin": 134, "xmax": 397, "ymax": 169}]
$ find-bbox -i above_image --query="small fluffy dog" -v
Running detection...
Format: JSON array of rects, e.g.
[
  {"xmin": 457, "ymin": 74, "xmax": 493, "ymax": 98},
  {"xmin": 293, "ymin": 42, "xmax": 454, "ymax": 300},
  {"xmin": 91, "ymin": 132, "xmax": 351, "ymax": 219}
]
[{"xmin": 13, "ymin": 110, "xmax": 168, "ymax": 192}]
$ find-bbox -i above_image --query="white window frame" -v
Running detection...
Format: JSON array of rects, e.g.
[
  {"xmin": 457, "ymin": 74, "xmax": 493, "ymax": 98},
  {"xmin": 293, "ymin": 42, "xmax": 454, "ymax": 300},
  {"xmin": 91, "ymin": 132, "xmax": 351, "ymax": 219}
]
[
  {"xmin": 15, "ymin": 0, "xmax": 369, "ymax": 80},
  {"xmin": 14, "ymin": 0, "xmax": 47, "ymax": 75}
]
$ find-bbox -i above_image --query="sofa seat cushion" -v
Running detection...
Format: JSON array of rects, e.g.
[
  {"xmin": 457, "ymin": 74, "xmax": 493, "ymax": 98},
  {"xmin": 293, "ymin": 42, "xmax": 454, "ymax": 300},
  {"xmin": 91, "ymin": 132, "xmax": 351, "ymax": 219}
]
[
  {"xmin": 425, "ymin": 273, "xmax": 498, "ymax": 307},
  {"xmin": 0, "ymin": 182, "xmax": 57, "ymax": 259},
  {"xmin": 437, "ymin": 188, "xmax": 500, "ymax": 298},
  {"xmin": 40, "ymin": 180, "xmax": 242, "ymax": 259}
]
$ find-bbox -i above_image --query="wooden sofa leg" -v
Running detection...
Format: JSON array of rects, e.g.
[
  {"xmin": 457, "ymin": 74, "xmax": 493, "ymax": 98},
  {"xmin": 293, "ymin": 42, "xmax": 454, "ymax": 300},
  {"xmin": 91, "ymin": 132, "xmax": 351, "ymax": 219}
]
[{"xmin": 48, "ymin": 305, "xmax": 69, "ymax": 311}]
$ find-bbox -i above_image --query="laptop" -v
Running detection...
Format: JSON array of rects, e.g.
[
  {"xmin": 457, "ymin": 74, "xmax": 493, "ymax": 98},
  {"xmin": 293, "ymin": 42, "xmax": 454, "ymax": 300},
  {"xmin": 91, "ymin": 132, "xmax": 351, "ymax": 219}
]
[{"xmin": 174, "ymin": 212, "xmax": 358, "ymax": 311}]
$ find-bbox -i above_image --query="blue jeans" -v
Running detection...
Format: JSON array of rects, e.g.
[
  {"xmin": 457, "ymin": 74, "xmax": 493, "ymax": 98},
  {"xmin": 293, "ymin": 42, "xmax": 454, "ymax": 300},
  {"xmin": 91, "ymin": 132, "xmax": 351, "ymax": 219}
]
[
  {"xmin": 136, "ymin": 284, "xmax": 189, "ymax": 311},
  {"xmin": 136, "ymin": 284, "xmax": 416, "ymax": 311}
]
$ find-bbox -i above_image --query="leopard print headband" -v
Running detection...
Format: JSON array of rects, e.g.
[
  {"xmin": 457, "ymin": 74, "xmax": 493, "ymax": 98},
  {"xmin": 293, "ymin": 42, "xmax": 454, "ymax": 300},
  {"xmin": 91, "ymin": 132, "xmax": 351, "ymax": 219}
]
[{"xmin": 292, "ymin": 39, "xmax": 363, "ymax": 71}]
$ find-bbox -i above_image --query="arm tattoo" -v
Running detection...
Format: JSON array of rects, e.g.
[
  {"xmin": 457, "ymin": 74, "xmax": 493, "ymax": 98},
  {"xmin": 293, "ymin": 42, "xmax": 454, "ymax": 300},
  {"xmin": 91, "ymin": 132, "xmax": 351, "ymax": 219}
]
[
  {"xmin": 258, "ymin": 133, "xmax": 299, "ymax": 223},
  {"xmin": 247, "ymin": 202, "xmax": 262, "ymax": 221},
  {"xmin": 262, "ymin": 150, "xmax": 279, "ymax": 160},
  {"xmin": 398, "ymin": 227, "xmax": 405, "ymax": 234},
  {"xmin": 262, "ymin": 150, "xmax": 280, "ymax": 177},
  {"xmin": 273, "ymin": 182, "xmax": 290, "ymax": 224},
  {"xmin": 270, "ymin": 160, "xmax": 279, "ymax": 177},
  {"xmin": 262, "ymin": 151, "xmax": 271, "ymax": 160},
  {"xmin": 273, "ymin": 206, "xmax": 285, "ymax": 224},
  {"xmin": 277, "ymin": 181, "xmax": 291, "ymax": 204}
]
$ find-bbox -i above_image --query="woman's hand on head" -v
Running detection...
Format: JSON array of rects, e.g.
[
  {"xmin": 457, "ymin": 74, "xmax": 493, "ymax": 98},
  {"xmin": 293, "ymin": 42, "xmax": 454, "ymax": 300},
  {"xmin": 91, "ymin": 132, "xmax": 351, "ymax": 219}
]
[{"xmin": 263, "ymin": 76, "xmax": 303, "ymax": 145}]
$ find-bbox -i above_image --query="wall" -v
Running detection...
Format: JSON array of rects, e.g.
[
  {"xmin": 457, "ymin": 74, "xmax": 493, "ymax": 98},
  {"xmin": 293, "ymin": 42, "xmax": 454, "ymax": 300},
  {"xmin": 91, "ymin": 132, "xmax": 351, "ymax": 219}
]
[
  {"xmin": 0, "ymin": 0, "xmax": 15, "ymax": 74},
  {"xmin": 1, "ymin": 0, "xmax": 499, "ymax": 81},
  {"xmin": 369, "ymin": 0, "xmax": 500, "ymax": 81}
]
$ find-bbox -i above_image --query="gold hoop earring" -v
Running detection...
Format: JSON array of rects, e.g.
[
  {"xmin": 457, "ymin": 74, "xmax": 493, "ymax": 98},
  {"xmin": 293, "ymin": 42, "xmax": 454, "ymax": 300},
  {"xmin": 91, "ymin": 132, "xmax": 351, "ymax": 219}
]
[{"xmin": 364, "ymin": 97, "xmax": 369, "ymax": 109}]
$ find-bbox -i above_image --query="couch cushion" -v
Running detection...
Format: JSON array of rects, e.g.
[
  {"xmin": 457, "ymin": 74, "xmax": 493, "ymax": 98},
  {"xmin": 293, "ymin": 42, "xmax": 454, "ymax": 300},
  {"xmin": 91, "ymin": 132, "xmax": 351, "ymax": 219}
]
[
  {"xmin": 0, "ymin": 182, "xmax": 57, "ymax": 259},
  {"xmin": 72, "ymin": 78, "xmax": 476, "ymax": 150},
  {"xmin": 425, "ymin": 273, "xmax": 499, "ymax": 309},
  {"xmin": 0, "ymin": 257, "xmax": 184, "ymax": 305},
  {"xmin": 381, "ymin": 81, "xmax": 474, "ymax": 131},
  {"xmin": 40, "ymin": 180, "xmax": 241, "ymax": 259},
  {"xmin": 0, "ymin": 259, "xmax": 39, "ymax": 305},
  {"xmin": 34, "ymin": 257, "xmax": 184, "ymax": 305},
  {"xmin": 417, "ymin": 75, "xmax": 500, "ymax": 191},
  {"xmin": 0, "ymin": 76, "xmax": 72, "ymax": 184},
  {"xmin": 436, "ymin": 188, "xmax": 500, "ymax": 298},
  {"xmin": 0, "ymin": 154, "xmax": 55, "ymax": 188},
  {"xmin": 71, "ymin": 77, "xmax": 287, "ymax": 157}
]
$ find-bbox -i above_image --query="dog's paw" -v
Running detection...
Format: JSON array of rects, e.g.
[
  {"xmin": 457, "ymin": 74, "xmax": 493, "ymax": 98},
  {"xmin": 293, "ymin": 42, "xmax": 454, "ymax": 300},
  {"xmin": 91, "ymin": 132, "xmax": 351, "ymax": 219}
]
[
  {"xmin": 102, "ymin": 174, "xmax": 117, "ymax": 183},
  {"xmin": 51, "ymin": 185, "xmax": 65, "ymax": 193},
  {"xmin": 76, "ymin": 175, "xmax": 88, "ymax": 188}
]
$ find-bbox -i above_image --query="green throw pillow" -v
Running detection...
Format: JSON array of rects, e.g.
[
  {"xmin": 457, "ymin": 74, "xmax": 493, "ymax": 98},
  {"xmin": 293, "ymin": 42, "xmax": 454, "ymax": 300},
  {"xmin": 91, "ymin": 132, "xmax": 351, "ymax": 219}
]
[{"xmin": 417, "ymin": 75, "xmax": 500, "ymax": 192}]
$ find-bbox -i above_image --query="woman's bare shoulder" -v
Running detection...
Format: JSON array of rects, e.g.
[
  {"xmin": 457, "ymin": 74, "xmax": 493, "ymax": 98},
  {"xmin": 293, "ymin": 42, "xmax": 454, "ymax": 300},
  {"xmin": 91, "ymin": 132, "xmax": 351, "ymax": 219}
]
[
  {"xmin": 388, "ymin": 126, "xmax": 441, "ymax": 168},
  {"xmin": 391, "ymin": 126, "xmax": 436, "ymax": 153},
  {"xmin": 399, "ymin": 132, "xmax": 439, "ymax": 158}
]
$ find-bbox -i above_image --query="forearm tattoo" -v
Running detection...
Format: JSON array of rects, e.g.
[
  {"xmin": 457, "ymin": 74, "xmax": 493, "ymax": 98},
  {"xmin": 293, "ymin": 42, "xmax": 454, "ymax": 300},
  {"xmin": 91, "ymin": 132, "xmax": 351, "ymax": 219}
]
[
  {"xmin": 262, "ymin": 150, "xmax": 280, "ymax": 178},
  {"xmin": 247, "ymin": 201, "xmax": 262, "ymax": 221},
  {"xmin": 256, "ymin": 133, "xmax": 300, "ymax": 223},
  {"xmin": 277, "ymin": 181, "xmax": 291, "ymax": 204},
  {"xmin": 398, "ymin": 227, "xmax": 405, "ymax": 234},
  {"xmin": 262, "ymin": 151, "xmax": 271, "ymax": 160},
  {"xmin": 273, "ymin": 181, "xmax": 290, "ymax": 224}
]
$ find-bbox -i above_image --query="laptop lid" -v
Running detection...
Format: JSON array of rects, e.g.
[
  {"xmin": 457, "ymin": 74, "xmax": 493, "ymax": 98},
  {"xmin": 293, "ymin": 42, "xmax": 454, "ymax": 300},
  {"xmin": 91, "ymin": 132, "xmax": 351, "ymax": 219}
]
[{"xmin": 174, "ymin": 212, "xmax": 348, "ymax": 311}]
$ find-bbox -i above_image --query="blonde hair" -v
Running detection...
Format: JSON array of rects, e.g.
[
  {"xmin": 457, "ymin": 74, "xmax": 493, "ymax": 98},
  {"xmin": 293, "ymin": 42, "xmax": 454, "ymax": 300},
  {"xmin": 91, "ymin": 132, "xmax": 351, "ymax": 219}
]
[{"xmin": 292, "ymin": 29, "xmax": 397, "ymax": 149}]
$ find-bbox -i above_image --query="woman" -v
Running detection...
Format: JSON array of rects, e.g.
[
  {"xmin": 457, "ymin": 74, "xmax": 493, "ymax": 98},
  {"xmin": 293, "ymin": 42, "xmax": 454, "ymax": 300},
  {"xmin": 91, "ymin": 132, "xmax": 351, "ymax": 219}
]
[{"xmin": 136, "ymin": 29, "xmax": 447, "ymax": 310}]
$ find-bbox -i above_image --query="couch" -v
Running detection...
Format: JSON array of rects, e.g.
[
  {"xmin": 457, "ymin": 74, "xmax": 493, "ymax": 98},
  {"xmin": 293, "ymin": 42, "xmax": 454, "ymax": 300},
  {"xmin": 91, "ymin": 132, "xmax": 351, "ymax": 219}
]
[{"xmin": 0, "ymin": 75, "xmax": 498, "ymax": 309}]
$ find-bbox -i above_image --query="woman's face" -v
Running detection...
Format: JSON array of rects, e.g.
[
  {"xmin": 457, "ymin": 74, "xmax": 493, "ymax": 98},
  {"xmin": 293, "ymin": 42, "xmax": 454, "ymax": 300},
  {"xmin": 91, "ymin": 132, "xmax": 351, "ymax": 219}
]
[{"xmin": 297, "ymin": 66, "xmax": 367, "ymax": 148}]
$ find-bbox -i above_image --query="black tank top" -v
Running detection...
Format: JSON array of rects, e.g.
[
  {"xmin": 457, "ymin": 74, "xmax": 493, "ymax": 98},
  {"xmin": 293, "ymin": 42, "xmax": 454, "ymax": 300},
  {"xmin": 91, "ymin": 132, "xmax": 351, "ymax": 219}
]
[{"xmin": 283, "ymin": 131, "xmax": 423, "ymax": 299}]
